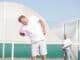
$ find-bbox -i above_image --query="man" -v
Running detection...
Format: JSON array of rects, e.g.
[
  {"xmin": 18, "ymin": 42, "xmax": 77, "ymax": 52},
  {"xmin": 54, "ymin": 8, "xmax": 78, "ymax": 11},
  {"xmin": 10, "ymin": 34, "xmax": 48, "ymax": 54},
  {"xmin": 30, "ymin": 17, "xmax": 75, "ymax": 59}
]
[
  {"xmin": 62, "ymin": 34, "xmax": 72, "ymax": 60},
  {"xmin": 18, "ymin": 15, "xmax": 47, "ymax": 60}
]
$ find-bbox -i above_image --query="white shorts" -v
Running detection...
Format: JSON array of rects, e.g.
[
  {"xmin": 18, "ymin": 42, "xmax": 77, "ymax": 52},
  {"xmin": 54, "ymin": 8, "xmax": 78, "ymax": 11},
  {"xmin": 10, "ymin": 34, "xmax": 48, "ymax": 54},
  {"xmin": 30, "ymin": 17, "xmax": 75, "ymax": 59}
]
[
  {"xmin": 31, "ymin": 40, "xmax": 47, "ymax": 57},
  {"xmin": 64, "ymin": 49, "xmax": 72, "ymax": 57}
]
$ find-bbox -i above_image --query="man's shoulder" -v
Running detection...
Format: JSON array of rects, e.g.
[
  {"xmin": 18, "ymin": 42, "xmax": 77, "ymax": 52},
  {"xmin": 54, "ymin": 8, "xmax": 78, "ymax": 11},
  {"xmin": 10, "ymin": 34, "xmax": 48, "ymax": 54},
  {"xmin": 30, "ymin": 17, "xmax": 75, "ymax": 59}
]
[{"xmin": 29, "ymin": 16, "xmax": 39, "ymax": 21}]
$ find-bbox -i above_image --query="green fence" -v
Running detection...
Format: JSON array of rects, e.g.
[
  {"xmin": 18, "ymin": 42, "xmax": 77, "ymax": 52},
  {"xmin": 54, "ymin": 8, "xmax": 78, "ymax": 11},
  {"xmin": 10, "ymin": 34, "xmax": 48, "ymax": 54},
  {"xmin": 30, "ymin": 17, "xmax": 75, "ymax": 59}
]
[
  {"xmin": 0, "ymin": 43, "xmax": 63, "ymax": 58},
  {"xmin": 0, "ymin": 43, "xmax": 2, "ymax": 57}
]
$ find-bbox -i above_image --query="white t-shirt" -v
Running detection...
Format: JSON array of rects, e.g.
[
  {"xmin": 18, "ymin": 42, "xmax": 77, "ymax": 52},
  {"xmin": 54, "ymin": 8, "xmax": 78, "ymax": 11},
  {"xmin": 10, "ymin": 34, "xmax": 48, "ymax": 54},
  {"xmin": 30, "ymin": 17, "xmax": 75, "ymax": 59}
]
[
  {"xmin": 20, "ymin": 16, "xmax": 45, "ymax": 43},
  {"xmin": 63, "ymin": 38, "xmax": 72, "ymax": 50}
]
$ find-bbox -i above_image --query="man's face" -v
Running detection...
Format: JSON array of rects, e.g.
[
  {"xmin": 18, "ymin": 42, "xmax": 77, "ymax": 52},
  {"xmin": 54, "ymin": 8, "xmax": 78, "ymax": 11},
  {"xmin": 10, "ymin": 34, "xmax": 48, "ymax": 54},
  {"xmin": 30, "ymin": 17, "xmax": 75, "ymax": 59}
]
[
  {"xmin": 20, "ymin": 17, "xmax": 28, "ymax": 25},
  {"xmin": 64, "ymin": 34, "xmax": 67, "ymax": 40}
]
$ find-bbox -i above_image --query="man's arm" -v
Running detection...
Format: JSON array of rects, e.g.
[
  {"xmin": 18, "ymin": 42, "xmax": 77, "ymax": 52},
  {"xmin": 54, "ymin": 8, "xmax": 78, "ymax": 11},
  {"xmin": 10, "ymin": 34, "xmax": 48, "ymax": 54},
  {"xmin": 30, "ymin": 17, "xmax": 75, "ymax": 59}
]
[
  {"xmin": 63, "ymin": 44, "xmax": 72, "ymax": 49},
  {"xmin": 38, "ymin": 19, "xmax": 46, "ymax": 35}
]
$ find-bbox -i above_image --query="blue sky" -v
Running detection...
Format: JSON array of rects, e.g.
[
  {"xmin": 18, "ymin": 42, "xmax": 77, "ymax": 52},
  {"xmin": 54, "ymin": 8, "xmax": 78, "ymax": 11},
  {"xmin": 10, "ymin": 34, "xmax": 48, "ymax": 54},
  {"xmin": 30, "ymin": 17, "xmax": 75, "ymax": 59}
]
[{"xmin": 0, "ymin": 0, "xmax": 80, "ymax": 27}]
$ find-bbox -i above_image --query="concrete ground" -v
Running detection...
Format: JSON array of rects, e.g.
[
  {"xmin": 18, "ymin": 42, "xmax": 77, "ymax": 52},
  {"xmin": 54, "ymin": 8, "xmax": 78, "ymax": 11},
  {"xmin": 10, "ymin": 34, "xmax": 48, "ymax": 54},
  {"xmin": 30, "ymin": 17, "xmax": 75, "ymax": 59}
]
[
  {"xmin": 0, "ymin": 57, "xmax": 77, "ymax": 60},
  {"xmin": 0, "ymin": 58, "xmax": 63, "ymax": 60}
]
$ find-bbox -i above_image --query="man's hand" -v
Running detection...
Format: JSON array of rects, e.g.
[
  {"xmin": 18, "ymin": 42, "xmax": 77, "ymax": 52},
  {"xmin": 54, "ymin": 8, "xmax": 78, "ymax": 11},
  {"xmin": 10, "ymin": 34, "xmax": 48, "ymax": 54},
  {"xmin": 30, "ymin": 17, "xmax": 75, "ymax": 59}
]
[
  {"xmin": 63, "ymin": 48, "xmax": 66, "ymax": 51},
  {"xmin": 19, "ymin": 32, "xmax": 25, "ymax": 36},
  {"xmin": 43, "ymin": 30, "xmax": 46, "ymax": 35}
]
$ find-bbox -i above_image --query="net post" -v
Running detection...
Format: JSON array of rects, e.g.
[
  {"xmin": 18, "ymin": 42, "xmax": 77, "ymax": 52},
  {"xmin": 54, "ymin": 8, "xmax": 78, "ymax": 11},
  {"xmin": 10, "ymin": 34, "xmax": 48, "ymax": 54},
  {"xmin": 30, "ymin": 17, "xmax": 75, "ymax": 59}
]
[
  {"xmin": 2, "ymin": 42, "xmax": 5, "ymax": 60},
  {"xmin": 11, "ymin": 42, "xmax": 14, "ymax": 60},
  {"xmin": 78, "ymin": 19, "xmax": 80, "ymax": 60}
]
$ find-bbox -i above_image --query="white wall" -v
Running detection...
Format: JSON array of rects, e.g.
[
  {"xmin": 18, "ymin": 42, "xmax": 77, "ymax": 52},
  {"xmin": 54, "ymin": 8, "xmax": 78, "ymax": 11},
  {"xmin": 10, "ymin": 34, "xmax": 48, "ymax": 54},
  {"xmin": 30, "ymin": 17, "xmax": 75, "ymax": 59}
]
[{"xmin": 0, "ymin": 2, "xmax": 50, "ymax": 43}]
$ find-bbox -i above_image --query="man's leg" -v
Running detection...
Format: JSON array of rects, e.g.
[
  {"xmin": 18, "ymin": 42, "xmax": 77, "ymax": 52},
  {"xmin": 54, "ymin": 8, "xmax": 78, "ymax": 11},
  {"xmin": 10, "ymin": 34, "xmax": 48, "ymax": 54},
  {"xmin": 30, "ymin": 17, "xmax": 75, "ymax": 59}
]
[
  {"xmin": 42, "ymin": 55, "xmax": 46, "ymax": 60},
  {"xmin": 64, "ymin": 51, "xmax": 67, "ymax": 60},
  {"xmin": 40, "ymin": 40, "xmax": 47, "ymax": 60},
  {"xmin": 67, "ymin": 49, "xmax": 71, "ymax": 60},
  {"xmin": 31, "ymin": 56, "xmax": 37, "ymax": 60},
  {"xmin": 67, "ymin": 53, "xmax": 71, "ymax": 60},
  {"xmin": 64, "ymin": 56, "xmax": 66, "ymax": 60},
  {"xmin": 31, "ymin": 42, "xmax": 39, "ymax": 60}
]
